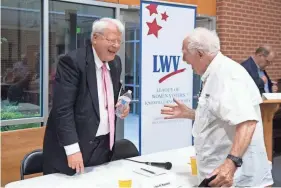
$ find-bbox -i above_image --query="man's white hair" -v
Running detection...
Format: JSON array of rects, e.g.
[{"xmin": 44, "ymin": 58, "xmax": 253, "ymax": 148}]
[
  {"xmin": 186, "ymin": 27, "xmax": 220, "ymax": 55},
  {"xmin": 91, "ymin": 18, "xmax": 124, "ymax": 39}
]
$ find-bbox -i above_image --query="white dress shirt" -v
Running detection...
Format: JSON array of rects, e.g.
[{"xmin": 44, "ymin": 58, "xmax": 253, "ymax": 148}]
[
  {"xmin": 64, "ymin": 47, "xmax": 114, "ymax": 156},
  {"xmin": 193, "ymin": 52, "xmax": 273, "ymax": 187}
]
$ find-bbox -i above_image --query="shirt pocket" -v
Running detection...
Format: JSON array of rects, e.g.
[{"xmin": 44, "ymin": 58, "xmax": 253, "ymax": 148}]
[{"xmin": 193, "ymin": 96, "xmax": 216, "ymax": 137}]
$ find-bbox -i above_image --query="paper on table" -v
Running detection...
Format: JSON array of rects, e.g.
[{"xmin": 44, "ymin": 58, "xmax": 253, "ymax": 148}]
[
  {"xmin": 132, "ymin": 166, "xmax": 167, "ymax": 178},
  {"xmin": 139, "ymin": 171, "xmax": 178, "ymax": 188},
  {"xmin": 130, "ymin": 165, "xmax": 183, "ymax": 188},
  {"xmin": 262, "ymin": 93, "xmax": 281, "ymax": 100}
]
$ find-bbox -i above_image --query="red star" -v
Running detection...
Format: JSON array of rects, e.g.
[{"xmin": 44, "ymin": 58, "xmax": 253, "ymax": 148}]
[
  {"xmin": 146, "ymin": 18, "xmax": 162, "ymax": 38},
  {"xmin": 161, "ymin": 12, "xmax": 169, "ymax": 21},
  {"xmin": 146, "ymin": 4, "xmax": 158, "ymax": 16}
]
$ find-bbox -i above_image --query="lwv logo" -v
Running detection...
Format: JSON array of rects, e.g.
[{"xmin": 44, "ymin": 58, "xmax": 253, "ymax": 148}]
[
  {"xmin": 152, "ymin": 55, "xmax": 186, "ymax": 83},
  {"xmin": 153, "ymin": 55, "xmax": 180, "ymax": 72}
]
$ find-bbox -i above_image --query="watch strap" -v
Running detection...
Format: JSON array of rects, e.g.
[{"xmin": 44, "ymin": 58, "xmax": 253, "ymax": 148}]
[{"xmin": 227, "ymin": 154, "xmax": 242, "ymax": 167}]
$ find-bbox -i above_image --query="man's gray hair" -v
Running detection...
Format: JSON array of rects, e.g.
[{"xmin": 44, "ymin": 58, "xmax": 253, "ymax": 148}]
[
  {"xmin": 186, "ymin": 27, "xmax": 220, "ymax": 55},
  {"xmin": 91, "ymin": 18, "xmax": 125, "ymax": 39},
  {"xmin": 255, "ymin": 45, "xmax": 272, "ymax": 57}
]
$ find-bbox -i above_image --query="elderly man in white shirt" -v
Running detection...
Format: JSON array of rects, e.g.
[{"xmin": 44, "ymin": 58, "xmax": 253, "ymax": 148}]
[{"xmin": 161, "ymin": 27, "xmax": 273, "ymax": 187}]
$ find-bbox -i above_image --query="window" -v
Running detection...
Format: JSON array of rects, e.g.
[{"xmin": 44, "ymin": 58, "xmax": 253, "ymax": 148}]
[
  {"xmin": 125, "ymin": 23, "xmax": 140, "ymax": 115},
  {"xmin": 121, "ymin": 9, "xmax": 140, "ymax": 149},
  {"xmin": 1, "ymin": 0, "xmax": 42, "ymax": 122},
  {"xmin": 48, "ymin": 1, "xmax": 115, "ymax": 108}
]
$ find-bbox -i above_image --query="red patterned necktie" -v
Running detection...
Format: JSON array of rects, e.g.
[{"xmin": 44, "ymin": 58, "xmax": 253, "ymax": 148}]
[{"xmin": 101, "ymin": 64, "xmax": 115, "ymax": 150}]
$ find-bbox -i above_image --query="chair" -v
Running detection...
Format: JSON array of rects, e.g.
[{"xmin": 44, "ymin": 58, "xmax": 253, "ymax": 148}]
[
  {"xmin": 111, "ymin": 139, "xmax": 139, "ymax": 161},
  {"xmin": 20, "ymin": 149, "xmax": 43, "ymax": 180}
]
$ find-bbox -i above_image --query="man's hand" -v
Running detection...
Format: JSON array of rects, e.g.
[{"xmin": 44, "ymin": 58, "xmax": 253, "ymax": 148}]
[
  {"xmin": 67, "ymin": 152, "xmax": 84, "ymax": 174},
  {"xmin": 272, "ymin": 81, "xmax": 278, "ymax": 93},
  {"xmin": 161, "ymin": 98, "xmax": 195, "ymax": 120},
  {"xmin": 261, "ymin": 75, "xmax": 268, "ymax": 84},
  {"xmin": 115, "ymin": 102, "xmax": 130, "ymax": 119},
  {"xmin": 208, "ymin": 159, "xmax": 237, "ymax": 187}
]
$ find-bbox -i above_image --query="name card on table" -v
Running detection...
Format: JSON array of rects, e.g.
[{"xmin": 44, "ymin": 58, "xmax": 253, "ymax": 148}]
[
  {"xmin": 140, "ymin": 173, "xmax": 177, "ymax": 188},
  {"xmin": 262, "ymin": 93, "xmax": 281, "ymax": 100}
]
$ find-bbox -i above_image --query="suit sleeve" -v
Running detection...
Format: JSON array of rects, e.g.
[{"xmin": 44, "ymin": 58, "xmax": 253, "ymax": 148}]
[
  {"xmin": 117, "ymin": 55, "xmax": 122, "ymax": 77},
  {"xmin": 52, "ymin": 55, "xmax": 80, "ymax": 147},
  {"xmin": 116, "ymin": 55, "xmax": 125, "ymax": 95}
]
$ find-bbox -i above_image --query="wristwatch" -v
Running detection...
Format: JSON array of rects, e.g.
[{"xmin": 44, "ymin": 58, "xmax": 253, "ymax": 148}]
[{"xmin": 227, "ymin": 154, "xmax": 243, "ymax": 167}]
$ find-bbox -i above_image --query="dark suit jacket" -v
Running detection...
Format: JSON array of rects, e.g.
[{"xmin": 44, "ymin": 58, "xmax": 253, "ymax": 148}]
[
  {"xmin": 241, "ymin": 57, "xmax": 272, "ymax": 94},
  {"xmin": 43, "ymin": 41, "xmax": 122, "ymax": 175}
]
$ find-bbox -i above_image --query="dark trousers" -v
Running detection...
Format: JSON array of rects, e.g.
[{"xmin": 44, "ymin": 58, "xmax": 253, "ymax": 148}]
[
  {"xmin": 85, "ymin": 134, "xmax": 112, "ymax": 167},
  {"xmin": 43, "ymin": 134, "xmax": 112, "ymax": 175}
]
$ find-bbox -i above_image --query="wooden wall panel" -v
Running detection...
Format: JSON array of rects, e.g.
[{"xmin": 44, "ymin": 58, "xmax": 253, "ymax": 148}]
[
  {"xmin": 96, "ymin": 0, "xmax": 118, "ymax": 3},
  {"xmin": 1, "ymin": 127, "xmax": 45, "ymax": 187},
  {"xmin": 196, "ymin": 0, "xmax": 216, "ymax": 16}
]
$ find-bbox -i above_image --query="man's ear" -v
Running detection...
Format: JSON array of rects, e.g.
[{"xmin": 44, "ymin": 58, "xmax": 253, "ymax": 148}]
[
  {"xmin": 198, "ymin": 50, "xmax": 204, "ymax": 58},
  {"xmin": 92, "ymin": 34, "xmax": 98, "ymax": 43},
  {"xmin": 93, "ymin": 33, "xmax": 97, "ymax": 39}
]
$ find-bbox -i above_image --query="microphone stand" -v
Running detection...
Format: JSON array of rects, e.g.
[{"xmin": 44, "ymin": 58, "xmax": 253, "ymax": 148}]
[{"xmin": 125, "ymin": 158, "xmax": 145, "ymax": 164}]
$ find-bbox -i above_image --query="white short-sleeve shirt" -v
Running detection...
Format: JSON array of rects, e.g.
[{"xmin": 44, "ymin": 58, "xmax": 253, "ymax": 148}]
[{"xmin": 193, "ymin": 52, "xmax": 273, "ymax": 187}]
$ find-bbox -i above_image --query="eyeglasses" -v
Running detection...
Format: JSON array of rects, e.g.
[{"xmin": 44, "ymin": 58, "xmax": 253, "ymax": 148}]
[
  {"xmin": 96, "ymin": 33, "xmax": 123, "ymax": 46},
  {"xmin": 262, "ymin": 55, "xmax": 273, "ymax": 65}
]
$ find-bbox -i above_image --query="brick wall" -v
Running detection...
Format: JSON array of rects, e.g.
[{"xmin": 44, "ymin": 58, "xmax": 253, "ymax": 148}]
[{"xmin": 216, "ymin": 0, "xmax": 281, "ymax": 81}]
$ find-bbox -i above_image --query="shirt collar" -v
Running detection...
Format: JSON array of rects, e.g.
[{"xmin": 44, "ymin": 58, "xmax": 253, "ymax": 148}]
[
  {"xmin": 201, "ymin": 51, "xmax": 222, "ymax": 83},
  {"xmin": 92, "ymin": 47, "xmax": 110, "ymax": 70}
]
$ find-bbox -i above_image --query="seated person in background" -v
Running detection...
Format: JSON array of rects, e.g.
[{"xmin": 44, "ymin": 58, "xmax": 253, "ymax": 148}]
[
  {"xmin": 241, "ymin": 45, "xmax": 278, "ymax": 95},
  {"xmin": 3, "ymin": 55, "xmax": 29, "ymax": 84},
  {"xmin": 7, "ymin": 71, "xmax": 33, "ymax": 105},
  {"xmin": 4, "ymin": 55, "xmax": 33, "ymax": 105}
]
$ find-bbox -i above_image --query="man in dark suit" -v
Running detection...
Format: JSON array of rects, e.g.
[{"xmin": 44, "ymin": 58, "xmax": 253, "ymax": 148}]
[
  {"xmin": 241, "ymin": 45, "xmax": 278, "ymax": 95},
  {"xmin": 43, "ymin": 18, "xmax": 130, "ymax": 175}
]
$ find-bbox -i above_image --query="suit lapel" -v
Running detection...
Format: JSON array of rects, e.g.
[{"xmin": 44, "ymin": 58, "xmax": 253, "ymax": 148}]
[
  {"xmin": 250, "ymin": 57, "xmax": 261, "ymax": 80},
  {"xmin": 85, "ymin": 43, "xmax": 100, "ymax": 120},
  {"xmin": 250, "ymin": 57, "xmax": 259, "ymax": 73}
]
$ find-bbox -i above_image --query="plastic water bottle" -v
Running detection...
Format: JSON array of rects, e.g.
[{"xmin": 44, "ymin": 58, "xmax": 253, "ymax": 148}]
[{"xmin": 116, "ymin": 90, "xmax": 132, "ymax": 118}]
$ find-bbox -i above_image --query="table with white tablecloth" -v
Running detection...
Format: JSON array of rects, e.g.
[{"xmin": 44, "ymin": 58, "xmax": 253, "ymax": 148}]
[{"xmin": 5, "ymin": 146, "xmax": 198, "ymax": 188}]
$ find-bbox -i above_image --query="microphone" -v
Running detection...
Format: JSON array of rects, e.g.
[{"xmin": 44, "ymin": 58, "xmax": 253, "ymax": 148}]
[{"xmin": 125, "ymin": 159, "xmax": 172, "ymax": 170}]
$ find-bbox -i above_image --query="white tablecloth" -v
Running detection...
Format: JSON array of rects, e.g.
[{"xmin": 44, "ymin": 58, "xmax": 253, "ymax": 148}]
[{"xmin": 5, "ymin": 146, "xmax": 198, "ymax": 188}]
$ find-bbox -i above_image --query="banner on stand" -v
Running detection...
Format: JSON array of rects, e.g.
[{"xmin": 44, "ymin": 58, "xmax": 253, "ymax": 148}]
[{"xmin": 140, "ymin": 0, "xmax": 196, "ymax": 154}]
